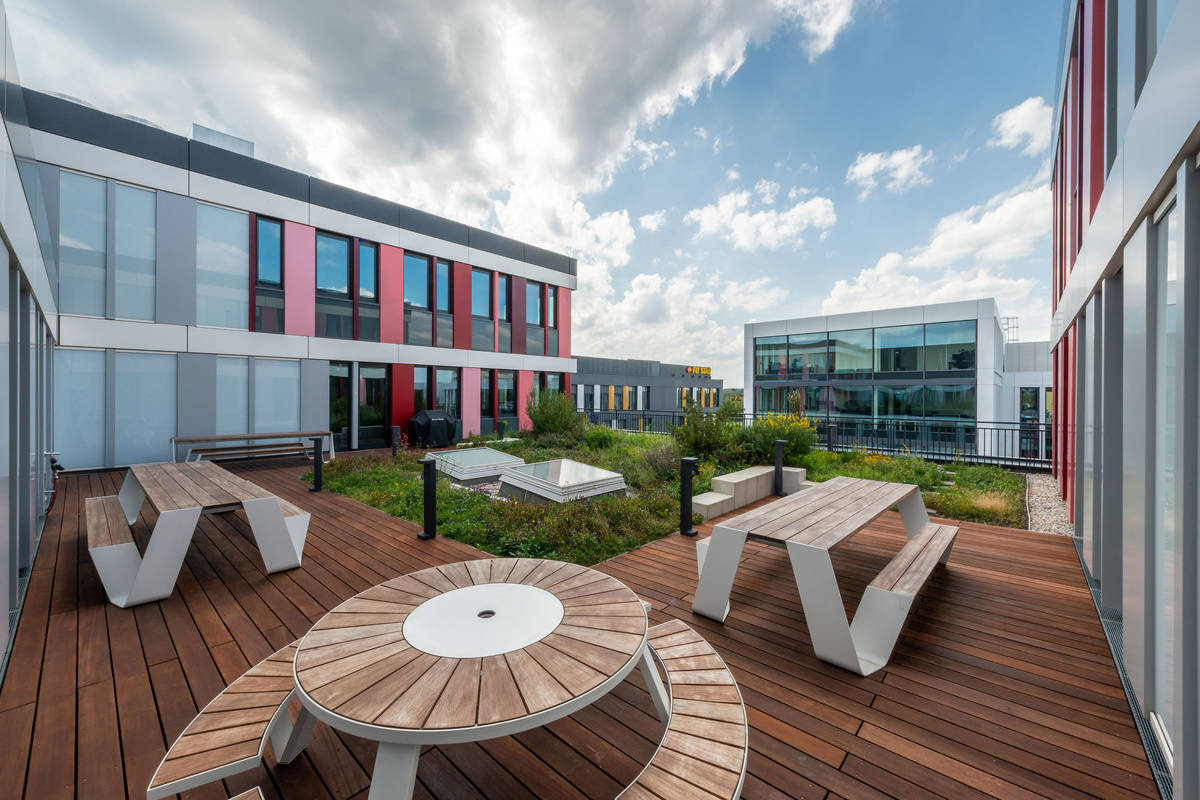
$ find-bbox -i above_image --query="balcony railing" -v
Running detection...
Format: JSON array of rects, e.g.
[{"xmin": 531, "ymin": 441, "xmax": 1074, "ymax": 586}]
[{"xmin": 579, "ymin": 409, "xmax": 1053, "ymax": 469}]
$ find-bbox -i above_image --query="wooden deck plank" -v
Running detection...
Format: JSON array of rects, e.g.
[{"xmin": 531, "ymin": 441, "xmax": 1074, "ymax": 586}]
[{"xmin": 0, "ymin": 461, "xmax": 1159, "ymax": 800}]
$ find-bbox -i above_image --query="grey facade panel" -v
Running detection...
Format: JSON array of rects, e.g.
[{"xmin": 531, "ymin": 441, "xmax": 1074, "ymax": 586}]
[
  {"xmin": 23, "ymin": 88, "xmax": 190, "ymax": 168},
  {"xmin": 155, "ymin": 191, "xmax": 197, "ymax": 326},
  {"xmin": 523, "ymin": 243, "xmax": 574, "ymax": 274},
  {"xmin": 1122, "ymin": 220, "xmax": 1155, "ymax": 708},
  {"xmin": 300, "ymin": 358, "xmax": 330, "ymax": 436},
  {"xmin": 105, "ymin": 179, "xmax": 116, "ymax": 318},
  {"xmin": 176, "ymin": 353, "xmax": 216, "ymax": 440},
  {"xmin": 1099, "ymin": 272, "xmax": 1123, "ymax": 614},
  {"xmin": 1082, "ymin": 296, "xmax": 1099, "ymax": 576},
  {"xmin": 188, "ymin": 140, "xmax": 309, "ymax": 202},
  {"xmin": 309, "ymin": 178, "xmax": 399, "ymax": 228},
  {"xmin": 468, "ymin": 227, "xmax": 524, "ymax": 262},
  {"xmin": 396, "ymin": 205, "xmax": 469, "ymax": 248}
]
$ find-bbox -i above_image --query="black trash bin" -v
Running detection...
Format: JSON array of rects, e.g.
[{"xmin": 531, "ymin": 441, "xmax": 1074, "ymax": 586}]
[{"xmin": 409, "ymin": 409, "xmax": 458, "ymax": 448}]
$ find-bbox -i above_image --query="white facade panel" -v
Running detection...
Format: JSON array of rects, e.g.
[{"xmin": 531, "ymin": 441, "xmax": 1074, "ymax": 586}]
[
  {"xmin": 30, "ymin": 129, "xmax": 190, "ymax": 196},
  {"xmin": 58, "ymin": 315, "xmax": 188, "ymax": 352},
  {"xmin": 308, "ymin": 205, "xmax": 401, "ymax": 247},
  {"xmin": 306, "ymin": 336, "xmax": 400, "ymax": 363},
  {"xmin": 187, "ymin": 326, "xmax": 309, "ymax": 358},
  {"xmin": 188, "ymin": 172, "xmax": 309, "ymax": 225},
  {"xmin": 395, "ymin": 226, "xmax": 469, "ymax": 263}
]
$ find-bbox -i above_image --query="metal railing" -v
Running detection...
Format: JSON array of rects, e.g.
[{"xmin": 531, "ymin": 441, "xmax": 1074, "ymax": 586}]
[{"xmin": 579, "ymin": 409, "xmax": 1053, "ymax": 469}]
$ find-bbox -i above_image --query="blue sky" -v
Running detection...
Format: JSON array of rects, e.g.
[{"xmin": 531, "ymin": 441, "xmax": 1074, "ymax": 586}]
[{"xmin": 11, "ymin": 0, "xmax": 1063, "ymax": 384}]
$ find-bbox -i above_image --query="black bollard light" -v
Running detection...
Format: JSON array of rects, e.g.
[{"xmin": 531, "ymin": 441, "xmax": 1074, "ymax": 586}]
[
  {"xmin": 680, "ymin": 456, "xmax": 698, "ymax": 537},
  {"xmin": 773, "ymin": 439, "xmax": 786, "ymax": 496},
  {"xmin": 498, "ymin": 419, "xmax": 507, "ymax": 440},
  {"xmin": 310, "ymin": 436, "xmax": 324, "ymax": 492},
  {"xmin": 420, "ymin": 456, "xmax": 437, "ymax": 540}
]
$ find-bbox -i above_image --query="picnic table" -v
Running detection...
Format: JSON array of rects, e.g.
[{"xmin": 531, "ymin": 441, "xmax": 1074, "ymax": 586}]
[
  {"xmin": 692, "ymin": 475, "xmax": 957, "ymax": 676},
  {"xmin": 86, "ymin": 461, "xmax": 310, "ymax": 607}
]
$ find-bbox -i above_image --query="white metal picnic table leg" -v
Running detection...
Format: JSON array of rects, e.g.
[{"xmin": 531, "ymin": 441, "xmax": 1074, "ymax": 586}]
[
  {"xmin": 270, "ymin": 696, "xmax": 318, "ymax": 765},
  {"xmin": 124, "ymin": 506, "xmax": 202, "ymax": 607},
  {"xmin": 117, "ymin": 470, "xmax": 146, "ymax": 525},
  {"xmin": 241, "ymin": 496, "xmax": 308, "ymax": 572},
  {"xmin": 896, "ymin": 489, "xmax": 930, "ymax": 539},
  {"xmin": 637, "ymin": 643, "xmax": 671, "ymax": 725},
  {"xmin": 784, "ymin": 540, "xmax": 864, "ymax": 674},
  {"xmin": 369, "ymin": 742, "xmax": 421, "ymax": 800},
  {"xmin": 691, "ymin": 525, "xmax": 746, "ymax": 622}
]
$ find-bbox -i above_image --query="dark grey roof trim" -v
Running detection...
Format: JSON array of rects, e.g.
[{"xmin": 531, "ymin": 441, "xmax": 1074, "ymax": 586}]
[{"xmin": 23, "ymin": 88, "xmax": 576, "ymax": 275}]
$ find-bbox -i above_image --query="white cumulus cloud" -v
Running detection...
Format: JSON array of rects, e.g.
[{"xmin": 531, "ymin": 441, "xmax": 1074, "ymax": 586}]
[
  {"xmin": 631, "ymin": 138, "xmax": 676, "ymax": 170},
  {"xmin": 684, "ymin": 189, "xmax": 836, "ymax": 251},
  {"xmin": 754, "ymin": 179, "xmax": 781, "ymax": 204},
  {"xmin": 845, "ymin": 145, "xmax": 933, "ymax": 200},
  {"xmin": 638, "ymin": 210, "xmax": 667, "ymax": 231},
  {"xmin": 988, "ymin": 96, "xmax": 1051, "ymax": 156}
]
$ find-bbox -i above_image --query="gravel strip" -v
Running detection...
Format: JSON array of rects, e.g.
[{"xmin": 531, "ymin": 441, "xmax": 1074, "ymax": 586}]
[{"xmin": 1026, "ymin": 472, "xmax": 1074, "ymax": 536}]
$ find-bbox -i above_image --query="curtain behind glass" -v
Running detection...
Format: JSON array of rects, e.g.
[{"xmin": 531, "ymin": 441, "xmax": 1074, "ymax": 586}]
[
  {"xmin": 215, "ymin": 357, "xmax": 249, "ymax": 438},
  {"xmin": 254, "ymin": 359, "xmax": 300, "ymax": 433},
  {"xmin": 114, "ymin": 352, "xmax": 177, "ymax": 465},
  {"xmin": 53, "ymin": 349, "xmax": 105, "ymax": 469},
  {"xmin": 58, "ymin": 171, "xmax": 106, "ymax": 315},
  {"xmin": 114, "ymin": 184, "xmax": 156, "ymax": 320},
  {"xmin": 196, "ymin": 204, "xmax": 249, "ymax": 328}
]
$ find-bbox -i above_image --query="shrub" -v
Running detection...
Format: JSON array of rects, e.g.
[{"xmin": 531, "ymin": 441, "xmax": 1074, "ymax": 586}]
[
  {"xmin": 733, "ymin": 413, "xmax": 816, "ymax": 465},
  {"xmin": 671, "ymin": 399, "xmax": 740, "ymax": 460},
  {"xmin": 583, "ymin": 425, "xmax": 620, "ymax": 450},
  {"xmin": 642, "ymin": 439, "xmax": 680, "ymax": 479},
  {"xmin": 527, "ymin": 389, "xmax": 583, "ymax": 439}
]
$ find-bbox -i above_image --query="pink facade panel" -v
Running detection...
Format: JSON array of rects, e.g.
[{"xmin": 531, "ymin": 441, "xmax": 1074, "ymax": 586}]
[
  {"xmin": 380, "ymin": 244, "xmax": 405, "ymax": 344},
  {"xmin": 461, "ymin": 367, "xmax": 481, "ymax": 437},
  {"xmin": 558, "ymin": 289, "xmax": 571, "ymax": 357},
  {"xmin": 517, "ymin": 370, "xmax": 534, "ymax": 430},
  {"xmin": 283, "ymin": 221, "xmax": 316, "ymax": 337}
]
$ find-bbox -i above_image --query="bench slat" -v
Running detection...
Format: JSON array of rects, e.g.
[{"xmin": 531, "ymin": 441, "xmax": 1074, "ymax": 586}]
[
  {"xmin": 869, "ymin": 523, "xmax": 957, "ymax": 595},
  {"xmin": 85, "ymin": 496, "xmax": 133, "ymax": 549}
]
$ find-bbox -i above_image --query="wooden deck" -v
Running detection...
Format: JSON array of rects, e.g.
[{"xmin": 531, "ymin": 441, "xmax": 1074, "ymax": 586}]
[{"xmin": 0, "ymin": 460, "xmax": 1157, "ymax": 800}]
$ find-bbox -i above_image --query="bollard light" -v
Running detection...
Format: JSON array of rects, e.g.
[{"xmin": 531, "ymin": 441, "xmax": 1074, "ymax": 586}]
[
  {"xmin": 310, "ymin": 436, "xmax": 324, "ymax": 492},
  {"xmin": 420, "ymin": 456, "xmax": 437, "ymax": 540},
  {"xmin": 773, "ymin": 439, "xmax": 786, "ymax": 496},
  {"xmin": 680, "ymin": 456, "xmax": 698, "ymax": 537}
]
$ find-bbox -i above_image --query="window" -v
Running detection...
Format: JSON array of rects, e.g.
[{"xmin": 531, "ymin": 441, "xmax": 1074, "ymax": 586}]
[
  {"xmin": 115, "ymin": 352, "xmax": 177, "ymax": 465},
  {"xmin": 436, "ymin": 369, "xmax": 460, "ymax": 419},
  {"xmin": 53, "ymin": 349, "xmax": 105, "ymax": 468},
  {"xmin": 497, "ymin": 371, "xmax": 516, "ymax": 416},
  {"xmin": 788, "ymin": 333, "xmax": 828, "ymax": 377},
  {"xmin": 1139, "ymin": 0, "xmax": 1178, "ymax": 96},
  {"xmin": 498, "ymin": 275, "xmax": 511, "ymax": 320},
  {"xmin": 829, "ymin": 329, "xmax": 873, "ymax": 374},
  {"xmin": 874, "ymin": 325, "xmax": 924, "ymax": 372},
  {"xmin": 832, "ymin": 386, "xmax": 872, "ymax": 417},
  {"xmin": 254, "ymin": 359, "xmax": 300, "ymax": 433},
  {"xmin": 480, "ymin": 370, "xmax": 493, "ymax": 416},
  {"xmin": 404, "ymin": 253, "xmax": 430, "ymax": 307},
  {"xmin": 1019, "ymin": 387, "xmax": 1039, "ymax": 423},
  {"xmin": 875, "ymin": 385, "xmax": 923, "ymax": 418},
  {"xmin": 546, "ymin": 287, "xmax": 557, "ymax": 328},
  {"xmin": 925, "ymin": 320, "xmax": 976, "ymax": 371},
  {"xmin": 329, "ymin": 362, "xmax": 350, "ymax": 451},
  {"xmin": 59, "ymin": 171, "xmax": 107, "ymax": 316},
  {"xmin": 215, "ymin": 357, "xmax": 248, "ymax": 436},
  {"xmin": 255, "ymin": 217, "xmax": 284, "ymax": 334},
  {"xmin": 801, "ymin": 386, "xmax": 827, "ymax": 416},
  {"xmin": 256, "ymin": 218, "xmax": 282, "ymax": 285},
  {"xmin": 414, "ymin": 366, "xmax": 428, "ymax": 412},
  {"xmin": 526, "ymin": 282, "xmax": 542, "ymax": 325},
  {"xmin": 114, "ymin": 183, "xmax": 155, "ymax": 320},
  {"xmin": 358, "ymin": 364, "xmax": 389, "ymax": 448},
  {"xmin": 358, "ymin": 242, "xmax": 380, "ymax": 342},
  {"xmin": 924, "ymin": 385, "xmax": 975, "ymax": 419},
  {"xmin": 1152, "ymin": 199, "xmax": 1178, "ymax": 756},
  {"xmin": 754, "ymin": 336, "xmax": 787, "ymax": 377},
  {"xmin": 436, "ymin": 260, "xmax": 451, "ymax": 312},
  {"xmin": 315, "ymin": 233, "xmax": 352, "ymax": 339},
  {"xmin": 472, "ymin": 270, "xmax": 491, "ymax": 317},
  {"xmin": 196, "ymin": 203, "xmax": 249, "ymax": 328}
]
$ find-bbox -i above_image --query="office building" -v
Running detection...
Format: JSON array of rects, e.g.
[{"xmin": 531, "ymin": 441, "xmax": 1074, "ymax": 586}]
[
  {"xmin": 572, "ymin": 355, "xmax": 723, "ymax": 415},
  {"xmin": 1048, "ymin": 0, "xmax": 1199, "ymax": 792}
]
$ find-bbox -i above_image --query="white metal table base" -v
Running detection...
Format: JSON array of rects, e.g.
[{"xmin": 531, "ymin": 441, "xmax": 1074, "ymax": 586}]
[
  {"xmin": 692, "ymin": 489, "xmax": 934, "ymax": 676},
  {"xmin": 241, "ymin": 496, "xmax": 310, "ymax": 572}
]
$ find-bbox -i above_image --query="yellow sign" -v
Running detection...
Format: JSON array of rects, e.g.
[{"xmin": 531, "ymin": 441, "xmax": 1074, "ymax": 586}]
[{"xmin": 685, "ymin": 366, "xmax": 712, "ymax": 376}]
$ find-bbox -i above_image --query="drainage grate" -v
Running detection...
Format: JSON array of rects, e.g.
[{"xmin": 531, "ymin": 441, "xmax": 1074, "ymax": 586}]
[{"xmin": 1074, "ymin": 539, "xmax": 1174, "ymax": 799}]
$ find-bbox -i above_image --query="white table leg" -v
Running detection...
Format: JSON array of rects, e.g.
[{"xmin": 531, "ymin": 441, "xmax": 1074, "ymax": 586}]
[
  {"xmin": 369, "ymin": 742, "xmax": 421, "ymax": 800},
  {"xmin": 784, "ymin": 540, "xmax": 863, "ymax": 674},
  {"xmin": 123, "ymin": 507, "xmax": 202, "ymax": 606},
  {"xmin": 637, "ymin": 644, "xmax": 670, "ymax": 725},
  {"xmin": 270, "ymin": 698, "xmax": 317, "ymax": 765},
  {"xmin": 117, "ymin": 471, "xmax": 146, "ymax": 525},
  {"xmin": 691, "ymin": 526, "xmax": 746, "ymax": 622},
  {"xmin": 242, "ymin": 496, "xmax": 308, "ymax": 572},
  {"xmin": 896, "ymin": 489, "xmax": 930, "ymax": 539}
]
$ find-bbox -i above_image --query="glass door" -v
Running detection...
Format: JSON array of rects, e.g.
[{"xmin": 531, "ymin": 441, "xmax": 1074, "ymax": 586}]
[
  {"xmin": 329, "ymin": 362, "xmax": 350, "ymax": 452},
  {"xmin": 357, "ymin": 363, "xmax": 389, "ymax": 449}
]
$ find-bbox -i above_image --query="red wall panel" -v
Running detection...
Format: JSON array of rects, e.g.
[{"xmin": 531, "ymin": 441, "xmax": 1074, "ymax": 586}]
[
  {"xmin": 1084, "ymin": 0, "xmax": 1106, "ymax": 219},
  {"xmin": 511, "ymin": 276, "xmax": 527, "ymax": 354},
  {"xmin": 558, "ymin": 289, "xmax": 571, "ymax": 357},
  {"xmin": 379, "ymin": 245, "xmax": 404, "ymax": 344},
  {"xmin": 452, "ymin": 261, "xmax": 471, "ymax": 350},
  {"xmin": 391, "ymin": 364, "xmax": 415, "ymax": 441},
  {"xmin": 283, "ymin": 221, "xmax": 316, "ymax": 337}
]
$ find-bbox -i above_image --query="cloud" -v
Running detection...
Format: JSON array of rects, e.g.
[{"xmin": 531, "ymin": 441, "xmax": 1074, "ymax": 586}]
[
  {"xmin": 787, "ymin": 185, "xmax": 814, "ymax": 199},
  {"xmin": 821, "ymin": 177, "xmax": 1052, "ymax": 339},
  {"xmin": 631, "ymin": 138, "xmax": 675, "ymax": 170},
  {"xmin": 781, "ymin": 0, "xmax": 859, "ymax": 61},
  {"xmin": 638, "ymin": 210, "xmax": 667, "ymax": 231},
  {"xmin": 845, "ymin": 145, "xmax": 933, "ymax": 200},
  {"xmin": 694, "ymin": 126, "xmax": 708, "ymax": 140},
  {"xmin": 988, "ymin": 96, "xmax": 1051, "ymax": 156},
  {"xmin": 754, "ymin": 178, "xmax": 780, "ymax": 204},
  {"xmin": 726, "ymin": 166, "xmax": 741, "ymax": 181},
  {"xmin": 684, "ymin": 189, "xmax": 836, "ymax": 251}
]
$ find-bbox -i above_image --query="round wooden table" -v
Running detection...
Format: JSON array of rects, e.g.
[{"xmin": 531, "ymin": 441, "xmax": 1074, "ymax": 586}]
[{"xmin": 293, "ymin": 558, "xmax": 651, "ymax": 799}]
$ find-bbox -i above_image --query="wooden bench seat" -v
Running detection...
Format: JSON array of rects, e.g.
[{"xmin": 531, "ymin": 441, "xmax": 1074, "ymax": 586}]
[
  {"xmin": 620, "ymin": 619, "xmax": 749, "ymax": 799},
  {"xmin": 230, "ymin": 789, "xmax": 263, "ymax": 800},
  {"xmin": 189, "ymin": 441, "xmax": 313, "ymax": 461},
  {"xmin": 869, "ymin": 522, "xmax": 958, "ymax": 596},
  {"xmin": 85, "ymin": 495, "xmax": 134, "ymax": 550},
  {"xmin": 147, "ymin": 641, "xmax": 306, "ymax": 800}
]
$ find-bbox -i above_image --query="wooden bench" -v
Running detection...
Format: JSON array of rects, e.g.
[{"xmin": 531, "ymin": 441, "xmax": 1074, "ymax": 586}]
[
  {"xmin": 620, "ymin": 619, "xmax": 749, "ymax": 799},
  {"xmin": 86, "ymin": 494, "xmax": 202, "ymax": 608},
  {"xmin": 171, "ymin": 430, "xmax": 334, "ymax": 463},
  {"xmin": 147, "ymin": 641, "xmax": 312, "ymax": 800}
]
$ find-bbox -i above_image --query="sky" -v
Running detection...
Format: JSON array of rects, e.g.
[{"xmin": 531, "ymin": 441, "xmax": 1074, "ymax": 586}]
[{"xmin": 8, "ymin": 0, "xmax": 1062, "ymax": 386}]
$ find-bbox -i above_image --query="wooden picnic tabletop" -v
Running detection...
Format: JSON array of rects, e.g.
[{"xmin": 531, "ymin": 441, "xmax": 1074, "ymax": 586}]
[{"xmin": 130, "ymin": 461, "xmax": 274, "ymax": 512}]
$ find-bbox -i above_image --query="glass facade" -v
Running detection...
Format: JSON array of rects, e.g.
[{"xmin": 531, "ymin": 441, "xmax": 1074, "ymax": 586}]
[
  {"xmin": 471, "ymin": 269, "xmax": 490, "ymax": 316},
  {"xmin": 315, "ymin": 233, "xmax": 352, "ymax": 339},
  {"xmin": 925, "ymin": 320, "xmax": 976, "ymax": 371},
  {"xmin": 413, "ymin": 366, "xmax": 428, "ymax": 412},
  {"xmin": 497, "ymin": 370, "xmax": 516, "ymax": 416},
  {"xmin": 114, "ymin": 352, "xmax": 177, "ymax": 465},
  {"xmin": 874, "ymin": 325, "xmax": 923, "ymax": 373},
  {"xmin": 435, "ymin": 260, "xmax": 451, "ymax": 312},
  {"xmin": 830, "ymin": 329, "xmax": 873, "ymax": 374},
  {"xmin": 329, "ymin": 361, "xmax": 350, "ymax": 451},
  {"xmin": 788, "ymin": 333, "xmax": 827, "ymax": 378},
  {"xmin": 358, "ymin": 364, "xmax": 388, "ymax": 448},
  {"xmin": 196, "ymin": 204, "xmax": 249, "ymax": 328},
  {"xmin": 436, "ymin": 368, "xmax": 460, "ymax": 419},
  {"xmin": 404, "ymin": 253, "xmax": 429, "ymax": 307},
  {"xmin": 53, "ymin": 349, "xmax": 104, "ymax": 469},
  {"xmin": 480, "ymin": 370, "xmax": 492, "ymax": 416},
  {"xmin": 754, "ymin": 335, "xmax": 787, "ymax": 377},
  {"xmin": 253, "ymin": 359, "xmax": 300, "ymax": 433},
  {"xmin": 113, "ymin": 184, "xmax": 155, "ymax": 320},
  {"xmin": 526, "ymin": 282, "xmax": 542, "ymax": 325},
  {"xmin": 832, "ymin": 386, "xmax": 872, "ymax": 417},
  {"xmin": 255, "ymin": 217, "xmax": 284, "ymax": 333},
  {"xmin": 875, "ymin": 385, "xmax": 923, "ymax": 418},
  {"xmin": 358, "ymin": 242, "xmax": 380, "ymax": 342},
  {"xmin": 215, "ymin": 357, "xmax": 248, "ymax": 438},
  {"xmin": 924, "ymin": 385, "xmax": 976, "ymax": 419},
  {"xmin": 546, "ymin": 287, "xmax": 556, "ymax": 327},
  {"xmin": 58, "ymin": 171, "xmax": 106, "ymax": 316}
]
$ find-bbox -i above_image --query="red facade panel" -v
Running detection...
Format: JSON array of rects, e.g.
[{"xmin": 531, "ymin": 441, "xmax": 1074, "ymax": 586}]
[
  {"xmin": 511, "ymin": 276, "xmax": 527, "ymax": 354},
  {"xmin": 558, "ymin": 289, "xmax": 571, "ymax": 357},
  {"xmin": 451, "ymin": 261, "xmax": 471, "ymax": 350},
  {"xmin": 1084, "ymin": 0, "xmax": 1106, "ymax": 219},
  {"xmin": 379, "ymin": 245, "xmax": 405, "ymax": 344},
  {"xmin": 391, "ymin": 364, "xmax": 415, "ymax": 440},
  {"xmin": 283, "ymin": 221, "xmax": 316, "ymax": 337}
]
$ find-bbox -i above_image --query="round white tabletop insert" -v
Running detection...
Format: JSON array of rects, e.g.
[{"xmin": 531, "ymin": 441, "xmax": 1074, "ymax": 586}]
[{"xmin": 402, "ymin": 582, "xmax": 565, "ymax": 658}]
